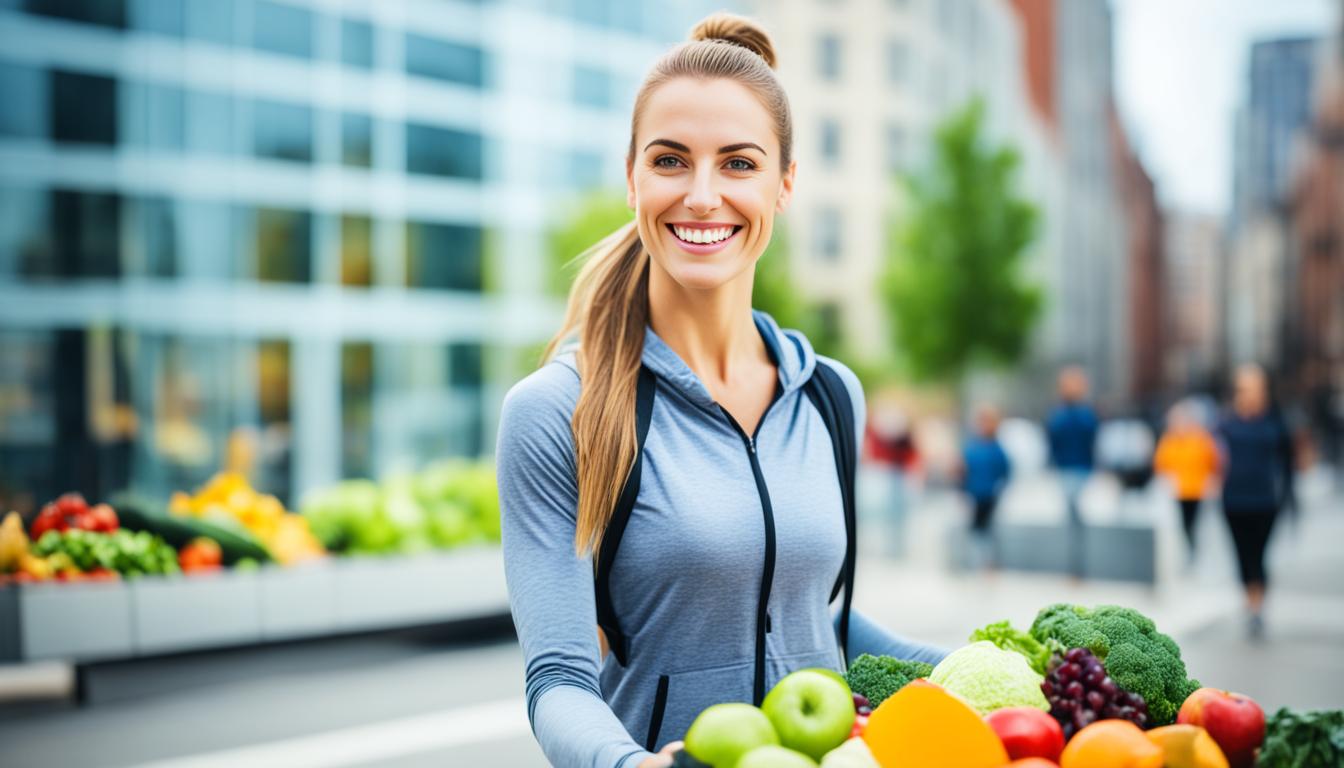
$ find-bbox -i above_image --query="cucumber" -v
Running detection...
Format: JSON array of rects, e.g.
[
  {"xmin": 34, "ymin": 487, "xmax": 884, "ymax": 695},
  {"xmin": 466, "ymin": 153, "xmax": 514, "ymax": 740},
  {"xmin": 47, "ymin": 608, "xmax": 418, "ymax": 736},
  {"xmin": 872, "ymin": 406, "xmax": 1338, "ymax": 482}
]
[{"xmin": 112, "ymin": 496, "xmax": 273, "ymax": 565}]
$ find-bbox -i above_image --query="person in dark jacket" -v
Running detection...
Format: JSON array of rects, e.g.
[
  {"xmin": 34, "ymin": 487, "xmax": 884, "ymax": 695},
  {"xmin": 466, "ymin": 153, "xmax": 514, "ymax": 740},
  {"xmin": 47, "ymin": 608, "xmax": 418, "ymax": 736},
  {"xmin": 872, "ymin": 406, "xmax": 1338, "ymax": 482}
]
[
  {"xmin": 1217, "ymin": 364, "xmax": 1296, "ymax": 639},
  {"xmin": 961, "ymin": 405, "xmax": 1011, "ymax": 570},
  {"xmin": 1046, "ymin": 366, "xmax": 1099, "ymax": 578}
]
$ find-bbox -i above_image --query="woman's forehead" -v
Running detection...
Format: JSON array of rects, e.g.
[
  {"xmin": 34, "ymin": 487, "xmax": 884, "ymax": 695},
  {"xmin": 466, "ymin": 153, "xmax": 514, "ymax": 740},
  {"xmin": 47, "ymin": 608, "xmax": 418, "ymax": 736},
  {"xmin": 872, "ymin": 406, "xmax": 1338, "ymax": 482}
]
[{"xmin": 637, "ymin": 78, "xmax": 776, "ymax": 151}]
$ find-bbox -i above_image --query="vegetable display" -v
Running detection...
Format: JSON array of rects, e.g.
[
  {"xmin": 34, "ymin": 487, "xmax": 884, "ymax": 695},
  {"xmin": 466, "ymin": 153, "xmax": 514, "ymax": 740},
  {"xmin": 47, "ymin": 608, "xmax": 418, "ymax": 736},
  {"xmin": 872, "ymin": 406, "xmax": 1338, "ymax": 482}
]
[
  {"xmin": 31, "ymin": 529, "xmax": 179, "ymax": 577},
  {"xmin": 171, "ymin": 472, "xmax": 325, "ymax": 565},
  {"xmin": 1256, "ymin": 708, "xmax": 1344, "ymax": 768},
  {"xmin": 928, "ymin": 641, "xmax": 1050, "ymax": 716},
  {"xmin": 1030, "ymin": 603, "xmax": 1201, "ymax": 726}
]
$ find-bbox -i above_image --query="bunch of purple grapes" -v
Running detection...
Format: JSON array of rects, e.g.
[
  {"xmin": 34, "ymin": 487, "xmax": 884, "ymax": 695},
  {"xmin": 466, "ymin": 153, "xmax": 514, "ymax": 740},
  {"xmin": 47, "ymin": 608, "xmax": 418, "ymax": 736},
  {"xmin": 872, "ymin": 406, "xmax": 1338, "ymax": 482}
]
[{"xmin": 1042, "ymin": 647, "xmax": 1149, "ymax": 738}]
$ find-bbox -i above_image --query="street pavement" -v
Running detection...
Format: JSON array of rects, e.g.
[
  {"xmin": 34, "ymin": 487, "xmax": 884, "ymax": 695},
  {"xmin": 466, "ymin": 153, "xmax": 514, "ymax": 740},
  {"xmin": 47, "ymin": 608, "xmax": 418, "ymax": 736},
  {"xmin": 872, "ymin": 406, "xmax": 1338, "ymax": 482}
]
[{"xmin": 1, "ymin": 469, "xmax": 1340, "ymax": 767}]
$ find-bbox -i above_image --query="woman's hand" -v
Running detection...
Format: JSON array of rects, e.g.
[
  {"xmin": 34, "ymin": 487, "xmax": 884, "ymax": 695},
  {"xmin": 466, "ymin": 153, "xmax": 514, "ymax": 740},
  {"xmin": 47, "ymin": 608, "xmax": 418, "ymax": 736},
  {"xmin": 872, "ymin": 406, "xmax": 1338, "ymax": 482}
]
[{"xmin": 637, "ymin": 740, "xmax": 684, "ymax": 768}]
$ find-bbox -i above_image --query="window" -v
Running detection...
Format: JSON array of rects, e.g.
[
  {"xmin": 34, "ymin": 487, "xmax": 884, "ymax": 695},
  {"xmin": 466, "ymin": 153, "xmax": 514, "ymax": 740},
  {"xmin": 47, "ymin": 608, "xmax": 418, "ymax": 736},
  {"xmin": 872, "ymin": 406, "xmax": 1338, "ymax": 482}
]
[
  {"xmin": 886, "ymin": 123, "xmax": 905, "ymax": 172},
  {"xmin": 128, "ymin": 196, "xmax": 177, "ymax": 277},
  {"xmin": 814, "ymin": 207, "xmax": 842, "ymax": 262},
  {"xmin": 176, "ymin": 200, "xmax": 236, "ymax": 280},
  {"xmin": 52, "ymin": 71, "xmax": 117, "ymax": 145},
  {"xmin": 52, "ymin": 190, "xmax": 122, "ymax": 277},
  {"xmin": 124, "ymin": 81, "xmax": 185, "ymax": 150},
  {"xmin": 573, "ymin": 65, "xmax": 610, "ymax": 109},
  {"xmin": 820, "ymin": 118, "xmax": 841, "ymax": 165},
  {"xmin": 405, "ymin": 221, "xmax": 482, "ymax": 291},
  {"xmin": 817, "ymin": 35, "xmax": 841, "ymax": 81},
  {"xmin": 186, "ymin": 90, "xmax": 234, "ymax": 155},
  {"xmin": 341, "ymin": 18, "xmax": 374, "ymax": 69},
  {"xmin": 405, "ymin": 124, "xmax": 483, "ymax": 179},
  {"xmin": 341, "ymin": 112, "xmax": 372, "ymax": 167},
  {"xmin": 252, "ymin": 1, "xmax": 313, "ymax": 59},
  {"xmin": 404, "ymin": 34, "xmax": 484, "ymax": 87},
  {"xmin": 129, "ymin": 0, "xmax": 184, "ymax": 35},
  {"xmin": 184, "ymin": 0, "xmax": 235, "ymax": 46},
  {"xmin": 341, "ymin": 341, "xmax": 374, "ymax": 478},
  {"xmin": 448, "ymin": 342, "xmax": 482, "ymax": 388},
  {"xmin": 0, "ymin": 63, "xmax": 47, "ymax": 139},
  {"xmin": 0, "ymin": 186, "xmax": 52, "ymax": 278},
  {"xmin": 252, "ymin": 99, "xmax": 313, "ymax": 162},
  {"xmin": 21, "ymin": 0, "xmax": 125, "ymax": 28},
  {"xmin": 340, "ymin": 214, "xmax": 372, "ymax": 286},
  {"xmin": 254, "ymin": 207, "xmax": 311, "ymax": 282},
  {"xmin": 886, "ymin": 40, "xmax": 908, "ymax": 86}
]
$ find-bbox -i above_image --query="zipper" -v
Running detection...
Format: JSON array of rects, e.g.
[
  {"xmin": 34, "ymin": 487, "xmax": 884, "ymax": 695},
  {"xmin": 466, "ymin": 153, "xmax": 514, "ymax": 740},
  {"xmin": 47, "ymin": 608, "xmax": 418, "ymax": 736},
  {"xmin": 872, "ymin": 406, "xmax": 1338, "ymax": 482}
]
[{"xmin": 718, "ymin": 380, "xmax": 782, "ymax": 706}]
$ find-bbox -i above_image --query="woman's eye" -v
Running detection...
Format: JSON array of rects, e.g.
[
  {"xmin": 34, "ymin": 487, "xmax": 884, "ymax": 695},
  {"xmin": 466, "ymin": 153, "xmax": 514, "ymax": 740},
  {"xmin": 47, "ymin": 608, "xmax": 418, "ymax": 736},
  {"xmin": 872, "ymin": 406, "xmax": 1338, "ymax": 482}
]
[
  {"xmin": 726, "ymin": 158, "xmax": 756, "ymax": 171},
  {"xmin": 654, "ymin": 155, "xmax": 683, "ymax": 169}
]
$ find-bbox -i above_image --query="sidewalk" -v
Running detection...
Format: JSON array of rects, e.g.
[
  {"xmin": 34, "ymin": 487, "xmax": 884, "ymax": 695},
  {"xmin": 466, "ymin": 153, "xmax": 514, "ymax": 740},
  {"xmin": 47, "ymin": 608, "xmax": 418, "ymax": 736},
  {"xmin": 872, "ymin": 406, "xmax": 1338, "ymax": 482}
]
[{"xmin": 852, "ymin": 467, "xmax": 1344, "ymax": 711}]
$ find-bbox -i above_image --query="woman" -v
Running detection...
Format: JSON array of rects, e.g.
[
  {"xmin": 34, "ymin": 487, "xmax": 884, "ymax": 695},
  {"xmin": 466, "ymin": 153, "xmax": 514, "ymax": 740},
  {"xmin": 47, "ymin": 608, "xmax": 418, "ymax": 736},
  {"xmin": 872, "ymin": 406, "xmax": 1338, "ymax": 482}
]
[
  {"xmin": 496, "ymin": 14, "xmax": 945, "ymax": 768},
  {"xmin": 1153, "ymin": 400, "xmax": 1220, "ymax": 560},
  {"xmin": 1217, "ymin": 365, "xmax": 1295, "ymax": 638}
]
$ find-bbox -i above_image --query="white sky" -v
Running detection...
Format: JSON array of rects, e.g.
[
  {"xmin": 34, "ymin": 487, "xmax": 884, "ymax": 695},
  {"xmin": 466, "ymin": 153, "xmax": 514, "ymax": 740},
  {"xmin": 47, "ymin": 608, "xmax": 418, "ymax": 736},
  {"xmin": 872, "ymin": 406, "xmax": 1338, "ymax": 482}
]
[{"xmin": 1112, "ymin": 0, "xmax": 1336, "ymax": 216}]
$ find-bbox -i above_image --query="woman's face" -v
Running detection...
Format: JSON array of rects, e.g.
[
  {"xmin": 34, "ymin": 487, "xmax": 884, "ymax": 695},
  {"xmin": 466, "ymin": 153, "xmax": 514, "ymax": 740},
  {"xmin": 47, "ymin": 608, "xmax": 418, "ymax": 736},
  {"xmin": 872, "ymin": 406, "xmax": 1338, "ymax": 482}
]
[{"xmin": 627, "ymin": 77, "xmax": 795, "ymax": 293}]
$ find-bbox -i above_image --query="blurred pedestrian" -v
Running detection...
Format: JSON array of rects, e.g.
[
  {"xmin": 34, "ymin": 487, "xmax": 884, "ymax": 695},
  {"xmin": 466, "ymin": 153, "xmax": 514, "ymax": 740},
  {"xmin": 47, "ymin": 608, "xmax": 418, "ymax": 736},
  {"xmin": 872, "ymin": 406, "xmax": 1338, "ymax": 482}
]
[
  {"xmin": 865, "ymin": 403, "xmax": 918, "ymax": 557},
  {"xmin": 1217, "ymin": 364, "xmax": 1296, "ymax": 639},
  {"xmin": 1046, "ymin": 366, "xmax": 1099, "ymax": 578},
  {"xmin": 1153, "ymin": 400, "xmax": 1220, "ymax": 561},
  {"xmin": 960, "ymin": 404, "xmax": 1011, "ymax": 571}
]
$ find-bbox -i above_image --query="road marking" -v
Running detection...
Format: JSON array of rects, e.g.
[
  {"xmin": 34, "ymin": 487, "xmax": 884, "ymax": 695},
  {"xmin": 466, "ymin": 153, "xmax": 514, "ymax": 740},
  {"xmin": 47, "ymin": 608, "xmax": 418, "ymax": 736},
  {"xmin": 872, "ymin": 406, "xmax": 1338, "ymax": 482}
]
[{"xmin": 133, "ymin": 697, "xmax": 532, "ymax": 768}]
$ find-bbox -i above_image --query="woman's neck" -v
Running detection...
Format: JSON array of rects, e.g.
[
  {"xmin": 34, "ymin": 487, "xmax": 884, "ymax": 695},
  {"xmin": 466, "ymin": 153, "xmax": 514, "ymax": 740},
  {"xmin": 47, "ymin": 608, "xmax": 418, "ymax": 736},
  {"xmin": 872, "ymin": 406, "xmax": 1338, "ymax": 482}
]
[{"xmin": 647, "ymin": 260, "xmax": 769, "ymax": 386}]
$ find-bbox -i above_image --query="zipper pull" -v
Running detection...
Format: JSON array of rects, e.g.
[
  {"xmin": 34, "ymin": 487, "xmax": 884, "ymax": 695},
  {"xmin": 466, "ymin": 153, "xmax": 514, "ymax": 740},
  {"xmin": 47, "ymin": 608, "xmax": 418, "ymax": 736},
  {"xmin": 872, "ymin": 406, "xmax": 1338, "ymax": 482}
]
[{"xmin": 749, "ymin": 440, "xmax": 756, "ymax": 454}]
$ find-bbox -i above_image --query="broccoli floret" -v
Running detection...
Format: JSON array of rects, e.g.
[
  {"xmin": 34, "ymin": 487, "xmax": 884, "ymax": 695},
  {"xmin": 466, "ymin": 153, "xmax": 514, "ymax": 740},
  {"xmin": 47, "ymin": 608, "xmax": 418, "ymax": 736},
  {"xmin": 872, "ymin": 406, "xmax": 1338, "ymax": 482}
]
[
  {"xmin": 844, "ymin": 653, "xmax": 934, "ymax": 709},
  {"xmin": 1030, "ymin": 604, "xmax": 1201, "ymax": 726}
]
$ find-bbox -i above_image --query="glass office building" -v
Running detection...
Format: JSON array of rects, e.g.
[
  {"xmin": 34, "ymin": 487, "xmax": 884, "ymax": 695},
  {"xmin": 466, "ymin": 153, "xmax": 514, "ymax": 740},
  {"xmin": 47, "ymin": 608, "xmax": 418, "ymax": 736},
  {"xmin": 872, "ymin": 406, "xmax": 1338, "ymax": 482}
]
[{"xmin": 0, "ymin": 0, "xmax": 717, "ymax": 511}]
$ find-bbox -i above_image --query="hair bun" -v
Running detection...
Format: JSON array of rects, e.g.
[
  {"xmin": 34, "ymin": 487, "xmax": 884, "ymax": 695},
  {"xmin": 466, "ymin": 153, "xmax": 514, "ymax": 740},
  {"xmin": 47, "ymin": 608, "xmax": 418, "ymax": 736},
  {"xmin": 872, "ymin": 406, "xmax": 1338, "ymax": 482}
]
[{"xmin": 689, "ymin": 13, "xmax": 777, "ymax": 69}]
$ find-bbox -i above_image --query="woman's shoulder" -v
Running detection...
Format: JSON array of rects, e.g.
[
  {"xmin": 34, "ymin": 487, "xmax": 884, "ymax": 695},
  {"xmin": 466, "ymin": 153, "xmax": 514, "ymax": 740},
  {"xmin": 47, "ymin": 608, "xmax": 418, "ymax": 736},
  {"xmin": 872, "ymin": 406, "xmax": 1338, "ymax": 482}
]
[{"xmin": 500, "ymin": 354, "xmax": 582, "ymax": 427}]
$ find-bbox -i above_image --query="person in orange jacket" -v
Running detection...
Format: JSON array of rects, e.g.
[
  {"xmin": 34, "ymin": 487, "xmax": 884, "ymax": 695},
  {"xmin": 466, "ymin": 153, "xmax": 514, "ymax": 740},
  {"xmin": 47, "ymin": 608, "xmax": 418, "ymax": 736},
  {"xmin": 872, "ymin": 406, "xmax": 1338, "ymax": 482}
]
[{"xmin": 1153, "ymin": 400, "xmax": 1221, "ymax": 559}]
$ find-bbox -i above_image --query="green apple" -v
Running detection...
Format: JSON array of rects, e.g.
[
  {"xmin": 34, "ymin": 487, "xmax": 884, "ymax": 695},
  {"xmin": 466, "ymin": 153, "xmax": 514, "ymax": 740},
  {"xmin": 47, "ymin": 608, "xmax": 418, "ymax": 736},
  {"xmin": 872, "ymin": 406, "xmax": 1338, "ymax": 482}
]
[
  {"xmin": 737, "ymin": 745, "xmax": 818, "ymax": 768},
  {"xmin": 761, "ymin": 670, "xmax": 856, "ymax": 761},
  {"xmin": 683, "ymin": 703, "xmax": 778, "ymax": 768}
]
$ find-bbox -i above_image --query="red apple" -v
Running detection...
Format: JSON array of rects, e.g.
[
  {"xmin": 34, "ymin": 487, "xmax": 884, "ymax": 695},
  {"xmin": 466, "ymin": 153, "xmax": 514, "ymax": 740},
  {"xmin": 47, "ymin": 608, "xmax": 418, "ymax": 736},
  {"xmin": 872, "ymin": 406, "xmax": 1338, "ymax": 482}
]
[
  {"xmin": 1176, "ymin": 687, "xmax": 1265, "ymax": 768},
  {"xmin": 985, "ymin": 707, "xmax": 1065, "ymax": 762}
]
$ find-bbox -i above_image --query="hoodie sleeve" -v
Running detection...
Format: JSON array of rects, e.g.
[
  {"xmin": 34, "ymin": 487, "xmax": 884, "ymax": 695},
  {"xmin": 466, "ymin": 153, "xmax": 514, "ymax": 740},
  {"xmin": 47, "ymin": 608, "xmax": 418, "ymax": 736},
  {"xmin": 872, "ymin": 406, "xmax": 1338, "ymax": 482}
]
[{"xmin": 496, "ymin": 362, "xmax": 652, "ymax": 768}]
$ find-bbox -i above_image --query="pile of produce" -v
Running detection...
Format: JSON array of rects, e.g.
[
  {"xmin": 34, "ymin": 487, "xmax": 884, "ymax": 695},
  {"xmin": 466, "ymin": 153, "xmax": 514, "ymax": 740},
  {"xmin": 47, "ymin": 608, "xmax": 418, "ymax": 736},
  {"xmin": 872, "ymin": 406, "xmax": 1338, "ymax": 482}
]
[
  {"xmin": 299, "ymin": 460, "xmax": 500, "ymax": 556},
  {"xmin": 671, "ymin": 603, "xmax": 1343, "ymax": 768},
  {"xmin": 170, "ymin": 472, "xmax": 325, "ymax": 565},
  {"xmin": 0, "ymin": 495, "xmax": 183, "ymax": 582}
]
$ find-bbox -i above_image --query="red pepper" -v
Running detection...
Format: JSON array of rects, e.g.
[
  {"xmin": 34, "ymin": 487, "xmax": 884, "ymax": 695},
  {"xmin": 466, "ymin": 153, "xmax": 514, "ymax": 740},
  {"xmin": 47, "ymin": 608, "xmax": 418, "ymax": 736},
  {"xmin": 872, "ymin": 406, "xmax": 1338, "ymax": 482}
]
[
  {"xmin": 178, "ymin": 537, "xmax": 223, "ymax": 572},
  {"xmin": 30, "ymin": 495, "xmax": 120, "ymax": 538},
  {"xmin": 85, "ymin": 504, "xmax": 119, "ymax": 533}
]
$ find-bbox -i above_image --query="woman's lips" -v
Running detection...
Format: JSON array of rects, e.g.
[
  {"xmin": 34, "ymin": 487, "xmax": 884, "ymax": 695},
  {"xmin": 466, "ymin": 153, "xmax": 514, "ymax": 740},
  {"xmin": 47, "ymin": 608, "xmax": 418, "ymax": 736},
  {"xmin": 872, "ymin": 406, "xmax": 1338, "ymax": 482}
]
[{"xmin": 665, "ymin": 224, "xmax": 743, "ymax": 255}]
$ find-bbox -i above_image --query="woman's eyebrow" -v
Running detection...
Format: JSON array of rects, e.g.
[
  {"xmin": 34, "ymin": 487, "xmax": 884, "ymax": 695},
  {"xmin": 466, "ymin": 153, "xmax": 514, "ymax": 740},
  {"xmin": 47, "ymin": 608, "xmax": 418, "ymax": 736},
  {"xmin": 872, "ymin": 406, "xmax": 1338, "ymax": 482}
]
[{"xmin": 643, "ymin": 139, "xmax": 768, "ymax": 155}]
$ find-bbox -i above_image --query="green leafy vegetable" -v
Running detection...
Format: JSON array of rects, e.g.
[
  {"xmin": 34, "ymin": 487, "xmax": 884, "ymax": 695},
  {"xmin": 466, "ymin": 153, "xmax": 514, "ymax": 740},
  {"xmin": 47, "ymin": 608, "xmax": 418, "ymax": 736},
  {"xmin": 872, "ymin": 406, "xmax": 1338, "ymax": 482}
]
[
  {"xmin": 969, "ymin": 620, "xmax": 1053, "ymax": 675},
  {"xmin": 1258, "ymin": 707, "xmax": 1344, "ymax": 768},
  {"xmin": 844, "ymin": 654, "xmax": 933, "ymax": 709}
]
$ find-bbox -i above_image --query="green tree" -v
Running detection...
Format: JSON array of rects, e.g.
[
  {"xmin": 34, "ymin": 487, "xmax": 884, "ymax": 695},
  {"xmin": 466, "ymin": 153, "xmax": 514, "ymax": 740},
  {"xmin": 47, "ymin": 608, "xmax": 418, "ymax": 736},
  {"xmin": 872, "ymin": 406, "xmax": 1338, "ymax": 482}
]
[{"xmin": 881, "ymin": 98, "xmax": 1043, "ymax": 384}]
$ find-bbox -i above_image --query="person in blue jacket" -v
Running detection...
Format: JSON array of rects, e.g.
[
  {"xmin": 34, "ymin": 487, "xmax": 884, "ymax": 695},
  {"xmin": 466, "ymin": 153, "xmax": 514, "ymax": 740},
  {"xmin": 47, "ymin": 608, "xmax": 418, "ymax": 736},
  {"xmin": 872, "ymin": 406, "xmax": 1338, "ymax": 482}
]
[
  {"xmin": 961, "ymin": 405, "xmax": 1011, "ymax": 570},
  {"xmin": 1046, "ymin": 366, "xmax": 1099, "ymax": 578},
  {"xmin": 1217, "ymin": 364, "xmax": 1296, "ymax": 639},
  {"xmin": 495, "ymin": 13, "xmax": 946, "ymax": 768}
]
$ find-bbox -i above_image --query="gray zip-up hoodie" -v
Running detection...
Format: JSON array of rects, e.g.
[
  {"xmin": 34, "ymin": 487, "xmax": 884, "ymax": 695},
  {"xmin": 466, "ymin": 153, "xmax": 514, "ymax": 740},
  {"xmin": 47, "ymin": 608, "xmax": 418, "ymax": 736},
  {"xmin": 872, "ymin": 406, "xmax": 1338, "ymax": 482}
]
[{"xmin": 497, "ymin": 310, "xmax": 945, "ymax": 768}]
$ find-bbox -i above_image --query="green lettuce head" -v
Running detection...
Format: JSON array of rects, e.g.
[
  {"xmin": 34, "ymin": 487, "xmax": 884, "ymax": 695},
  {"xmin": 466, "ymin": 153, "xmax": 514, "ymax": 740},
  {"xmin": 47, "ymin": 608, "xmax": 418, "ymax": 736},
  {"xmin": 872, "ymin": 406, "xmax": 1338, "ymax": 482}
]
[{"xmin": 928, "ymin": 640, "xmax": 1049, "ymax": 715}]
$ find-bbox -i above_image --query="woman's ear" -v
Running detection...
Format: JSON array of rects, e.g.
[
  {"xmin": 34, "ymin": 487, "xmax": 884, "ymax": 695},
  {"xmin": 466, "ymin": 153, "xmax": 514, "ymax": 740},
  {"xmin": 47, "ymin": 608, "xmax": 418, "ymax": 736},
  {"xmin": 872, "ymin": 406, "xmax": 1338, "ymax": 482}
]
[
  {"xmin": 626, "ymin": 159, "xmax": 637, "ymax": 210},
  {"xmin": 776, "ymin": 160, "xmax": 797, "ymax": 213}
]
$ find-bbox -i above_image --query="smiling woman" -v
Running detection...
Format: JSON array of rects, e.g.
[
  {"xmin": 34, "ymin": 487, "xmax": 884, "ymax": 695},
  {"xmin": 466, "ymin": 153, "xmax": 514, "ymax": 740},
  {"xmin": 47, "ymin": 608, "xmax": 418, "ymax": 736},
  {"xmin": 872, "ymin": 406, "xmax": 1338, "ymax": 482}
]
[{"xmin": 497, "ymin": 12, "xmax": 947, "ymax": 768}]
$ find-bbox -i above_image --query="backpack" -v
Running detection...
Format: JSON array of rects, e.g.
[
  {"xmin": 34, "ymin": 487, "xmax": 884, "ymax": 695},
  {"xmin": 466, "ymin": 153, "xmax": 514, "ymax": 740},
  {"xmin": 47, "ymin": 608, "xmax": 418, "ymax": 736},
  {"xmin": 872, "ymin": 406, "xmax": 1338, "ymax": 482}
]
[{"xmin": 592, "ymin": 361, "xmax": 858, "ymax": 695}]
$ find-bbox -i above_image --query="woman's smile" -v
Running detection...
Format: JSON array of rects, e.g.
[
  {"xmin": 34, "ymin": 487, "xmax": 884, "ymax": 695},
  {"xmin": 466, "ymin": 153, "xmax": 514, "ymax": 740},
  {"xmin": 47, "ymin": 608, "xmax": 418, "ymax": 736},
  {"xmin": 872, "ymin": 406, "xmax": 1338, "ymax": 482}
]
[{"xmin": 666, "ymin": 222, "xmax": 745, "ymax": 254}]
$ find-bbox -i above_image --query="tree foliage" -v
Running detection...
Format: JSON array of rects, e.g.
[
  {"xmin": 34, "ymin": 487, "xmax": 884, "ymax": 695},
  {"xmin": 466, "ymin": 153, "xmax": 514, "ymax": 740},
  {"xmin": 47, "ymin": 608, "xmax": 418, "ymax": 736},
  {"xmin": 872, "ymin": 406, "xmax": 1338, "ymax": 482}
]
[{"xmin": 881, "ymin": 98, "xmax": 1044, "ymax": 383}]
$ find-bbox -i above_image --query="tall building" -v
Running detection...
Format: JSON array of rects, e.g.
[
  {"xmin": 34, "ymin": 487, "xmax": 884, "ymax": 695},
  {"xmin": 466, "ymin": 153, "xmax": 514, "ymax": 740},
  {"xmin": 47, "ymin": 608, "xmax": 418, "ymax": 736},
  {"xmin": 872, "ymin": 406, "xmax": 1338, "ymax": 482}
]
[
  {"xmin": 1226, "ymin": 35, "xmax": 1324, "ymax": 374},
  {"xmin": 1163, "ymin": 213, "xmax": 1223, "ymax": 391},
  {"xmin": 1010, "ymin": 0, "xmax": 1131, "ymax": 408},
  {"xmin": 1111, "ymin": 111, "xmax": 1164, "ymax": 403},
  {"xmin": 0, "ymin": 0, "xmax": 716, "ymax": 511}
]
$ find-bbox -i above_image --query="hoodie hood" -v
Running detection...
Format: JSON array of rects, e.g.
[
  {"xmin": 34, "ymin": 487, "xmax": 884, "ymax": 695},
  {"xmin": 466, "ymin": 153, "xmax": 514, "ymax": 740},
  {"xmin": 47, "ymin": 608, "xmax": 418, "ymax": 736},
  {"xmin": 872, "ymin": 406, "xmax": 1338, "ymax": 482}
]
[{"xmin": 640, "ymin": 309, "xmax": 818, "ymax": 412}]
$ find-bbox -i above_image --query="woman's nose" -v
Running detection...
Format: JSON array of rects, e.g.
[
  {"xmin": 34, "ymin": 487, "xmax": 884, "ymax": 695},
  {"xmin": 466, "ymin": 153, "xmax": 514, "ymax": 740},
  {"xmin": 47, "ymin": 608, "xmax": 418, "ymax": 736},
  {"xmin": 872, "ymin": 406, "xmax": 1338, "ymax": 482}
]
[{"xmin": 683, "ymin": 167, "xmax": 721, "ymax": 214}]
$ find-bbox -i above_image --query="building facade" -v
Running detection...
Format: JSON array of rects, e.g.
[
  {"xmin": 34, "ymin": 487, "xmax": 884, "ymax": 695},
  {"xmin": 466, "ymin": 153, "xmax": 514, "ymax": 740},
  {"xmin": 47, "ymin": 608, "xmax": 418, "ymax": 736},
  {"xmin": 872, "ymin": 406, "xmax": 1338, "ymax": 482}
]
[{"xmin": 0, "ymin": 0, "xmax": 716, "ymax": 511}]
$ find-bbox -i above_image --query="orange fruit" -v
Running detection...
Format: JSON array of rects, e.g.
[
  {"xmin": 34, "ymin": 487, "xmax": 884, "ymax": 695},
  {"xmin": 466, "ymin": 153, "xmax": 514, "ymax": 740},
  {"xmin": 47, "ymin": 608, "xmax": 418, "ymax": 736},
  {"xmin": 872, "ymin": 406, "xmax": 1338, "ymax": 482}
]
[
  {"xmin": 1060, "ymin": 720, "xmax": 1164, "ymax": 768},
  {"xmin": 1005, "ymin": 760, "xmax": 1060, "ymax": 768},
  {"xmin": 1146, "ymin": 724, "xmax": 1230, "ymax": 768}
]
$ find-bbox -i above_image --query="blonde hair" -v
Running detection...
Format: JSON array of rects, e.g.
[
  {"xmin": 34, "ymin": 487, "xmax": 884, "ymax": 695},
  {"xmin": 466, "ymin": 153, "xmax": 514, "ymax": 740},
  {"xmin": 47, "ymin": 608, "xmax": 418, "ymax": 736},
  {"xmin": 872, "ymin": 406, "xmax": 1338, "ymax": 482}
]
[{"xmin": 541, "ymin": 12, "xmax": 791, "ymax": 557}]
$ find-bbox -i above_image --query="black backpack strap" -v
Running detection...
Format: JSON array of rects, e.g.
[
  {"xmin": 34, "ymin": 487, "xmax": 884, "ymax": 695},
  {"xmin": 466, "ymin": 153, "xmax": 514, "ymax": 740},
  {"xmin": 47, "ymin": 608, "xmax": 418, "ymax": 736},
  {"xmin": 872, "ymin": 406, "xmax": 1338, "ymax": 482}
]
[
  {"xmin": 593, "ymin": 365, "xmax": 657, "ymax": 666},
  {"xmin": 803, "ymin": 361, "xmax": 858, "ymax": 668}
]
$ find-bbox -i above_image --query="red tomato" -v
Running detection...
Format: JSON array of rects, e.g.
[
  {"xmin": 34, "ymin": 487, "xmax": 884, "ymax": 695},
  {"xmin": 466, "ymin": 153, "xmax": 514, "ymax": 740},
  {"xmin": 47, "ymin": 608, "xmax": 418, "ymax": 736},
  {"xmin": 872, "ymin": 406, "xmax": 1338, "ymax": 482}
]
[{"xmin": 985, "ymin": 707, "xmax": 1066, "ymax": 762}]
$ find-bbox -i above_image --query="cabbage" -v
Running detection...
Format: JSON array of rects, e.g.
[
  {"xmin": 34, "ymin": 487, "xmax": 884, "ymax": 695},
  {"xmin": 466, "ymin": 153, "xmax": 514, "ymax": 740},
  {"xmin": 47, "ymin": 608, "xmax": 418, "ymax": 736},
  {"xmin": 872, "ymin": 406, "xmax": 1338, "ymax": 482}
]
[{"xmin": 927, "ymin": 641, "xmax": 1049, "ymax": 715}]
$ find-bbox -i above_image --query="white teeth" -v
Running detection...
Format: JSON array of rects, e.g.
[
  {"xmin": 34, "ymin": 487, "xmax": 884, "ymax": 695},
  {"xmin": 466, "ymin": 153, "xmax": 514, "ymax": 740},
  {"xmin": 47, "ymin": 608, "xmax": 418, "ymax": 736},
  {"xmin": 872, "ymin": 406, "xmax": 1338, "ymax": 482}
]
[{"xmin": 673, "ymin": 226, "xmax": 735, "ymax": 244}]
